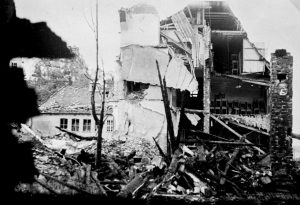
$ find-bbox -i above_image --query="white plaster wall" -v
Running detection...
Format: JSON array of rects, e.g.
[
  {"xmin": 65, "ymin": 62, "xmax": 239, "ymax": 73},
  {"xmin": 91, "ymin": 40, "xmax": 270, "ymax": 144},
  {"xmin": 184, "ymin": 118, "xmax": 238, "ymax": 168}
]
[
  {"xmin": 114, "ymin": 85, "xmax": 181, "ymax": 154},
  {"xmin": 30, "ymin": 114, "xmax": 115, "ymax": 138},
  {"xmin": 120, "ymin": 13, "xmax": 160, "ymax": 47}
]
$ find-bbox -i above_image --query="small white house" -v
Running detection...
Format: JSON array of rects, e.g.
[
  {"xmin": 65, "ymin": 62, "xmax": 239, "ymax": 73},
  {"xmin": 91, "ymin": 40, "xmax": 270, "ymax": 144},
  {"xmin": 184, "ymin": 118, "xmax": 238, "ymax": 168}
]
[{"xmin": 28, "ymin": 85, "xmax": 117, "ymax": 138}]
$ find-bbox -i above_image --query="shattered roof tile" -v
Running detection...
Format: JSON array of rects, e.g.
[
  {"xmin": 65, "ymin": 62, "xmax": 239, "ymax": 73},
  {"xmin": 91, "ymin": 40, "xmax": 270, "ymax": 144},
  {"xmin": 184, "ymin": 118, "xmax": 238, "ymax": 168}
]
[{"xmin": 39, "ymin": 85, "xmax": 102, "ymax": 114}]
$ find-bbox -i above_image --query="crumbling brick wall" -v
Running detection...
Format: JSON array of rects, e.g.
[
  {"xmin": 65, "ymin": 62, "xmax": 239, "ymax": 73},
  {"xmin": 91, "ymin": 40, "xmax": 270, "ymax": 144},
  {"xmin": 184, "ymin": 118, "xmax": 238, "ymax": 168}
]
[{"xmin": 270, "ymin": 49, "xmax": 293, "ymax": 180}]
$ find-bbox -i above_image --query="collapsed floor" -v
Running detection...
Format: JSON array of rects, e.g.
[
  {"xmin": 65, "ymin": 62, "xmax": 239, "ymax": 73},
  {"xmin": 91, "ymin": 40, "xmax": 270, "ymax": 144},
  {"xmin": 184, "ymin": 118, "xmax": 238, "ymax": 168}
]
[{"xmin": 12, "ymin": 123, "xmax": 300, "ymax": 203}]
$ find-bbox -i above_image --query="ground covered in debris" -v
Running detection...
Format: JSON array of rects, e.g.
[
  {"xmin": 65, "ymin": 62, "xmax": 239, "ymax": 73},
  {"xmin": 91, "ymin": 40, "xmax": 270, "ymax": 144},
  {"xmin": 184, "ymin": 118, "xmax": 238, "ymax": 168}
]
[{"xmin": 12, "ymin": 125, "xmax": 300, "ymax": 203}]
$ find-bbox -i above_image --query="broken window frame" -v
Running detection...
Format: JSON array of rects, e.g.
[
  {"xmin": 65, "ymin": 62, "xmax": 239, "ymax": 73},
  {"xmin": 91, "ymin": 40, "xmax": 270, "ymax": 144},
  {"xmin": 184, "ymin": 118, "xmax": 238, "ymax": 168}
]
[
  {"xmin": 126, "ymin": 81, "xmax": 149, "ymax": 94},
  {"xmin": 71, "ymin": 119, "xmax": 80, "ymax": 132}
]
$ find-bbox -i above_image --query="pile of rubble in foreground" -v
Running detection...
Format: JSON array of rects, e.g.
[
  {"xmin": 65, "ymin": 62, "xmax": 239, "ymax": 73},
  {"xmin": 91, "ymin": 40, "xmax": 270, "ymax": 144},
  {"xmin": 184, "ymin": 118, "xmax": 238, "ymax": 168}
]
[{"xmin": 14, "ymin": 126, "xmax": 300, "ymax": 202}]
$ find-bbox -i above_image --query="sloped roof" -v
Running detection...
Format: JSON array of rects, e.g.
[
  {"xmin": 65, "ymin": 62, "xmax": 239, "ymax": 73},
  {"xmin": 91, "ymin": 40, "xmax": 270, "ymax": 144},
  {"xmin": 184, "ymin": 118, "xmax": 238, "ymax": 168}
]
[{"xmin": 39, "ymin": 85, "xmax": 102, "ymax": 114}]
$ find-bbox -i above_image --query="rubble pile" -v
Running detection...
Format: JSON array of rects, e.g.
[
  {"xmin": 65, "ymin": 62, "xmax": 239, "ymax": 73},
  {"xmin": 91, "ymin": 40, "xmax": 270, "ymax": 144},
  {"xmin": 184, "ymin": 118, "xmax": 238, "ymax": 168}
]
[
  {"xmin": 154, "ymin": 144, "xmax": 272, "ymax": 198},
  {"xmin": 126, "ymin": 91, "xmax": 146, "ymax": 102},
  {"xmin": 15, "ymin": 136, "xmax": 105, "ymax": 195},
  {"xmin": 101, "ymin": 135, "xmax": 159, "ymax": 158},
  {"xmin": 13, "ymin": 125, "xmax": 300, "ymax": 202},
  {"xmin": 14, "ymin": 126, "xmax": 159, "ymax": 197}
]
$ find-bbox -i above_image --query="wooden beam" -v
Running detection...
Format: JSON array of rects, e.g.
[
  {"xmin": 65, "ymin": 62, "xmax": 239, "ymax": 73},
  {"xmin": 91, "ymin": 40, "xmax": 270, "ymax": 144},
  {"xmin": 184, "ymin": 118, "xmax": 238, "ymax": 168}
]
[
  {"xmin": 160, "ymin": 32, "xmax": 192, "ymax": 55},
  {"xmin": 55, "ymin": 126, "xmax": 97, "ymax": 140},
  {"xmin": 156, "ymin": 60, "xmax": 177, "ymax": 152},
  {"xmin": 184, "ymin": 140, "xmax": 262, "ymax": 147},
  {"xmin": 173, "ymin": 31, "xmax": 195, "ymax": 74},
  {"xmin": 242, "ymin": 80, "xmax": 270, "ymax": 87},
  {"xmin": 223, "ymin": 74, "xmax": 270, "ymax": 87},
  {"xmin": 229, "ymin": 121, "xmax": 269, "ymax": 136},
  {"xmin": 220, "ymin": 136, "xmax": 245, "ymax": 185},
  {"xmin": 187, "ymin": 6, "xmax": 193, "ymax": 19},
  {"xmin": 188, "ymin": 129, "xmax": 230, "ymax": 141},
  {"xmin": 212, "ymin": 30, "xmax": 246, "ymax": 38},
  {"xmin": 184, "ymin": 108, "xmax": 208, "ymax": 114},
  {"xmin": 210, "ymin": 115, "xmax": 266, "ymax": 155}
]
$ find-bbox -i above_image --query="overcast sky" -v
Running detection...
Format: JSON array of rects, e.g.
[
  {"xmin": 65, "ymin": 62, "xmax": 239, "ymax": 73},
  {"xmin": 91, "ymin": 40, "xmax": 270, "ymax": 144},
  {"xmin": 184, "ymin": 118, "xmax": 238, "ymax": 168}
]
[{"xmin": 14, "ymin": 0, "xmax": 300, "ymax": 135}]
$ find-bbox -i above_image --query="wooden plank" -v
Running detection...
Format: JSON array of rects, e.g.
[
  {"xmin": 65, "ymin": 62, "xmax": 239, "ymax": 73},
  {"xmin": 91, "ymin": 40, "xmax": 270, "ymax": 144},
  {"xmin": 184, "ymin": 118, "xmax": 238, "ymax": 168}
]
[
  {"xmin": 153, "ymin": 137, "xmax": 170, "ymax": 164},
  {"xmin": 242, "ymin": 80, "xmax": 270, "ymax": 87},
  {"xmin": 184, "ymin": 108, "xmax": 207, "ymax": 114},
  {"xmin": 156, "ymin": 60, "xmax": 177, "ymax": 152},
  {"xmin": 229, "ymin": 121, "xmax": 269, "ymax": 136},
  {"xmin": 210, "ymin": 115, "xmax": 266, "ymax": 155},
  {"xmin": 173, "ymin": 31, "xmax": 195, "ymax": 74},
  {"xmin": 55, "ymin": 126, "xmax": 97, "ymax": 140},
  {"xmin": 160, "ymin": 32, "xmax": 192, "ymax": 55},
  {"xmin": 177, "ymin": 91, "xmax": 187, "ymax": 148},
  {"xmin": 220, "ymin": 136, "xmax": 245, "ymax": 185},
  {"xmin": 188, "ymin": 129, "xmax": 230, "ymax": 141},
  {"xmin": 181, "ymin": 139, "xmax": 262, "ymax": 147}
]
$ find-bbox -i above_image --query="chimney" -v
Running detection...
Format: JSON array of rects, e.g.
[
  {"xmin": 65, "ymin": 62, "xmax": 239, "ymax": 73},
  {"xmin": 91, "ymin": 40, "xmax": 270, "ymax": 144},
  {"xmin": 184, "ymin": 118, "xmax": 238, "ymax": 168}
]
[{"xmin": 270, "ymin": 49, "xmax": 294, "ymax": 188}]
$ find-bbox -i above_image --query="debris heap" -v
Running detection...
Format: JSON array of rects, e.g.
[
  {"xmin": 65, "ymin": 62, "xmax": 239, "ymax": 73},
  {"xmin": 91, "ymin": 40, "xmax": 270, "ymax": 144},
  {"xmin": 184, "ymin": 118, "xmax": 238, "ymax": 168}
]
[{"xmin": 14, "ymin": 124, "xmax": 300, "ymax": 202}]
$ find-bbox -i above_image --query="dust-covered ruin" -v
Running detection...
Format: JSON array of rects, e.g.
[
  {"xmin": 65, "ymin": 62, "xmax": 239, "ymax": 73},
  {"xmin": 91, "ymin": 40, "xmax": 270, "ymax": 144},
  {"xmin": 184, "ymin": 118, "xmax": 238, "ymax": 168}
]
[{"xmin": 2, "ymin": 0, "xmax": 300, "ymax": 204}]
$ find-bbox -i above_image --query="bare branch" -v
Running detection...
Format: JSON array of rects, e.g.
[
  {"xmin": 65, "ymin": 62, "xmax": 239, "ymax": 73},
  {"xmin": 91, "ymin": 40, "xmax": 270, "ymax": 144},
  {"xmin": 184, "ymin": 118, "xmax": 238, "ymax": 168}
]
[
  {"xmin": 90, "ymin": 5, "xmax": 96, "ymax": 32},
  {"xmin": 84, "ymin": 73, "xmax": 93, "ymax": 82},
  {"xmin": 82, "ymin": 11, "xmax": 95, "ymax": 33}
]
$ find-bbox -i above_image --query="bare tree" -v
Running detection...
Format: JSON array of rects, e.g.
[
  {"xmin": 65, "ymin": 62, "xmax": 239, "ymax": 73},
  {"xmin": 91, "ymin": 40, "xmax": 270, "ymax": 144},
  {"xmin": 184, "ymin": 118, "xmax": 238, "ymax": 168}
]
[{"xmin": 88, "ymin": 0, "xmax": 106, "ymax": 168}]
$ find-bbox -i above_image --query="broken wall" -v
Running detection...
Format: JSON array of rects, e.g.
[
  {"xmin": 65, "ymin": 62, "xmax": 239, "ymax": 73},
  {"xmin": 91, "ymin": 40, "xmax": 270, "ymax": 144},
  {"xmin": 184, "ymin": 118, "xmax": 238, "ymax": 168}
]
[
  {"xmin": 211, "ymin": 76, "xmax": 266, "ymax": 103},
  {"xmin": 120, "ymin": 45, "xmax": 198, "ymax": 93},
  {"xmin": 120, "ymin": 4, "xmax": 160, "ymax": 47},
  {"xmin": 116, "ymin": 3, "xmax": 199, "ymax": 154},
  {"xmin": 116, "ymin": 85, "xmax": 181, "ymax": 154}
]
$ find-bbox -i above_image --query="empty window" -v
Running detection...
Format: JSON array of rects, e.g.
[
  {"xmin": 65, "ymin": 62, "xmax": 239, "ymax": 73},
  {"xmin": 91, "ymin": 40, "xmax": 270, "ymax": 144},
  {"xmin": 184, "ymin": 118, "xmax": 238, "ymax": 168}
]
[
  {"xmin": 119, "ymin": 10, "xmax": 126, "ymax": 22},
  {"xmin": 83, "ymin": 119, "xmax": 91, "ymax": 132},
  {"xmin": 127, "ymin": 82, "xmax": 149, "ymax": 94},
  {"xmin": 107, "ymin": 118, "xmax": 114, "ymax": 132},
  {"xmin": 11, "ymin": 62, "xmax": 17, "ymax": 67},
  {"xmin": 71, "ymin": 119, "xmax": 79, "ymax": 131},
  {"xmin": 277, "ymin": 73, "xmax": 287, "ymax": 82},
  {"xmin": 60, "ymin": 118, "xmax": 68, "ymax": 129}
]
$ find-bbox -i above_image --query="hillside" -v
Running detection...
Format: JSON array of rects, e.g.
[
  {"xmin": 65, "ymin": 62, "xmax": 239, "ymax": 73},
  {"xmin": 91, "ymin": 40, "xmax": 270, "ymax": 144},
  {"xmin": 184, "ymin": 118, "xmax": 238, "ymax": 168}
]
[{"xmin": 26, "ymin": 47, "xmax": 90, "ymax": 104}]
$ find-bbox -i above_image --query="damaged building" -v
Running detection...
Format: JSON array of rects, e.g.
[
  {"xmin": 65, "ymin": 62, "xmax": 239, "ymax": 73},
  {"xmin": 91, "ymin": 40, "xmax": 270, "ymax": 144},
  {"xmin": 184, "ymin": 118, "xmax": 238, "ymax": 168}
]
[
  {"xmin": 115, "ymin": 4, "xmax": 199, "ymax": 153},
  {"xmin": 115, "ymin": 1, "xmax": 273, "ymax": 153},
  {"xmin": 28, "ymin": 80, "xmax": 117, "ymax": 138},
  {"xmin": 10, "ymin": 0, "xmax": 299, "ymax": 200}
]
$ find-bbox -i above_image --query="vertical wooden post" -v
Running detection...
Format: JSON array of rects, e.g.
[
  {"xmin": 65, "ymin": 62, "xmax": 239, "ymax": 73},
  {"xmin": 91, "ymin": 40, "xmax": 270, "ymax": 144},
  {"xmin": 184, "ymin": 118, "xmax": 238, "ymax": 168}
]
[
  {"xmin": 156, "ymin": 60, "xmax": 176, "ymax": 153},
  {"xmin": 177, "ymin": 91, "xmax": 187, "ymax": 145}
]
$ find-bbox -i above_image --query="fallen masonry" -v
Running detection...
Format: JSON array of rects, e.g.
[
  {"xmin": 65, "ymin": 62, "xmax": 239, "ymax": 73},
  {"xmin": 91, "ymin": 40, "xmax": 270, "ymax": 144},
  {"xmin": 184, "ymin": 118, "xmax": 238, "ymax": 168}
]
[
  {"xmin": 13, "ymin": 123, "xmax": 300, "ymax": 203},
  {"xmin": 8, "ymin": 1, "xmax": 300, "ymax": 204}
]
